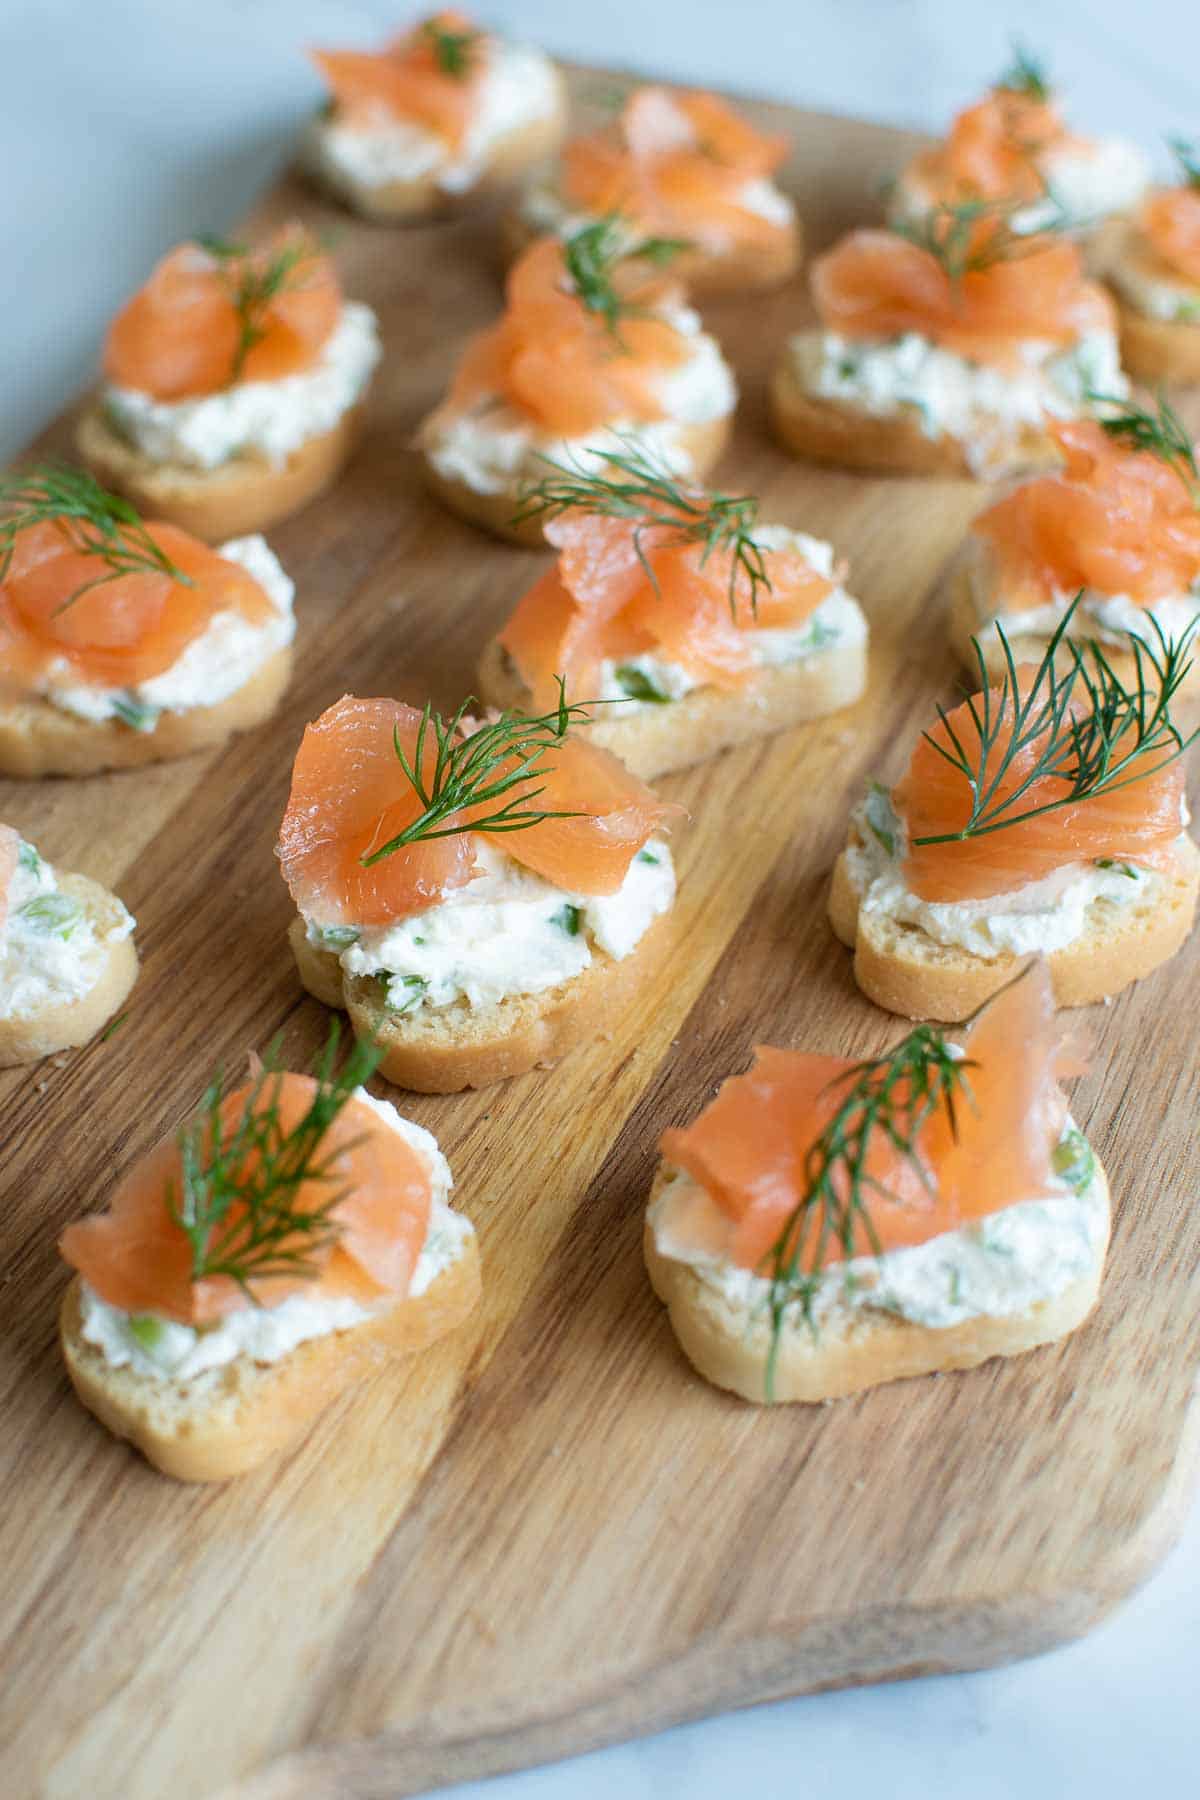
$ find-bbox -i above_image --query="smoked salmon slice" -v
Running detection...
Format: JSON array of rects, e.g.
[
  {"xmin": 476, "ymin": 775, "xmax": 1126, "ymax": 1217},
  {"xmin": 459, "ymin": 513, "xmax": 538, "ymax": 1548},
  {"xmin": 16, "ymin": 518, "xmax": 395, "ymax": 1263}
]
[
  {"xmin": 276, "ymin": 693, "xmax": 679, "ymax": 924},
  {"xmin": 812, "ymin": 226, "xmax": 1114, "ymax": 367},
  {"xmin": 499, "ymin": 509, "xmax": 831, "ymax": 709},
  {"xmin": 0, "ymin": 516, "xmax": 276, "ymax": 693},
  {"xmin": 658, "ymin": 961, "xmax": 1071, "ymax": 1274},
  {"xmin": 104, "ymin": 226, "xmax": 341, "ymax": 401},
  {"xmin": 974, "ymin": 419, "xmax": 1200, "ymax": 607},
  {"xmin": 311, "ymin": 11, "xmax": 483, "ymax": 145},
  {"xmin": 909, "ymin": 89, "xmax": 1070, "ymax": 210},
  {"xmin": 447, "ymin": 236, "xmax": 690, "ymax": 438},
  {"xmin": 60, "ymin": 1072, "xmax": 433, "ymax": 1325}
]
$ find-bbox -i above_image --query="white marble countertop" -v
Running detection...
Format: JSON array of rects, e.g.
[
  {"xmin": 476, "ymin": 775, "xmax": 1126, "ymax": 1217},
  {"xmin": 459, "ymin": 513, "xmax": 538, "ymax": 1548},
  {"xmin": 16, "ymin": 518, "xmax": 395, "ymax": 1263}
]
[{"xmin": 2, "ymin": 3, "xmax": 1197, "ymax": 1795}]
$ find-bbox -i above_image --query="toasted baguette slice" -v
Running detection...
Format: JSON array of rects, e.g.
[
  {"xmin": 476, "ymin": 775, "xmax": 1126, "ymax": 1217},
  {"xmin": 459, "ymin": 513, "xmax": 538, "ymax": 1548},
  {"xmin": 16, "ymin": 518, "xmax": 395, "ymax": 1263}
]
[
  {"xmin": 643, "ymin": 1161, "xmax": 1109, "ymax": 1405},
  {"xmin": 0, "ymin": 645, "xmax": 292, "ymax": 779},
  {"xmin": 499, "ymin": 200, "xmax": 802, "ymax": 296},
  {"xmin": 1114, "ymin": 300, "xmax": 1200, "ymax": 385},
  {"xmin": 829, "ymin": 824, "xmax": 1200, "ymax": 1020},
  {"xmin": 768, "ymin": 347, "xmax": 1061, "ymax": 479},
  {"xmin": 420, "ymin": 412, "xmax": 732, "ymax": 547},
  {"xmin": 946, "ymin": 549, "xmax": 1200, "ymax": 702},
  {"xmin": 475, "ymin": 635, "xmax": 867, "ymax": 780},
  {"xmin": 300, "ymin": 78, "xmax": 567, "ymax": 222},
  {"xmin": 60, "ymin": 1239, "xmax": 481, "ymax": 1482},
  {"xmin": 77, "ymin": 401, "xmax": 363, "ymax": 543},
  {"xmin": 0, "ymin": 872, "xmax": 138, "ymax": 1066},
  {"xmin": 289, "ymin": 908, "xmax": 674, "ymax": 1092}
]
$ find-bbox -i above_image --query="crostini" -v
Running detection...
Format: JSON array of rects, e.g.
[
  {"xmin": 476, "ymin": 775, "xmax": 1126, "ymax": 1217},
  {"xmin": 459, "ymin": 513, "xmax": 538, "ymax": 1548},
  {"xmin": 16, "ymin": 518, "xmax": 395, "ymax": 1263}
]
[
  {"xmin": 508, "ymin": 84, "xmax": 800, "ymax": 296},
  {"xmin": 0, "ymin": 467, "xmax": 295, "ymax": 777},
  {"xmin": 830, "ymin": 611, "xmax": 1198, "ymax": 1019},
  {"xmin": 476, "ymin": 442, "xmax": 867, "ymax": 778},
  {"xmin": 417, "ymin": 219, "xmax": 737, "ymax": 544},
  {"xmin": 1104, "ymin": 137, "xmax": 1200, "ymax": 384},
  {"xmin": 888, "ymin": 46, "xmax": 1149, "ymax": 253},
  {"xmin": 58, "ymin": 1031, "xmax": 480, "ymax": 1482},
  {"xmin": 77, "ymin": 223, "xmax": 380, "ymax": 541},
  {"xmin": 770, "ymin": 206, "xmax": 1128, "ymax": 479},
  {"xmin": 276, "ymin": 692, "xmax": 681, "ymax": 1091},
  {"xmin": 0, "ymin": 826, "xmax": 137, "ymax": 1066},
  {"xmin": 302, "ymin": 10, "xmax": 565, "ymax": 221},
  {"xmin": 950, "ymin": 401, "xmax": 1200, "ymax": 693},
  {"xmin": 645, "ymin": 962, "xmax": 1110, "ymax": 1404}
]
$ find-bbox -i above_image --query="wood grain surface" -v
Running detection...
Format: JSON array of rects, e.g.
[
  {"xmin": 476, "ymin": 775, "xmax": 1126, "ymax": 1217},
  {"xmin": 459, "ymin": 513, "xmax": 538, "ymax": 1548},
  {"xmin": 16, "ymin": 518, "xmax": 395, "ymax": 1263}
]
[{"xmin": 2, "ymin": 75, "xmax": 1198, "ymax": 1800}]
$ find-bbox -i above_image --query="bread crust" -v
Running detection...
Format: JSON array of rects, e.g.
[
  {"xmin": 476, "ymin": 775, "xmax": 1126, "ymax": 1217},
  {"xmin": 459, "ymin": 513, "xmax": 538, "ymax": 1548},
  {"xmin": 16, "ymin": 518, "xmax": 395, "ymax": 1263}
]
[
  {"xmin": 828, "ymin": 826, "xmax": 1200, "ymax": 1021},
  {"xmin": 59, "ymin": 1243, "xmax": 481, "ymax": 1482},
  {"xmin": 643, "ymin": 1162, "xmax": 1110, "ymax": 1405},
  {"xmin": 475, "ymin": 634, "xmax": 868, "ymax": 780},
  {"xmin": 76, "ymin": 401, "xmax": 364, "ymax": 543},
  {"xmin": 0, "ymin": 645, "xmax": 293, "ymax": 778},
  {"xmin": 499, "ymin": 199, "xmax": 802, "ymax": 296},
  {"xmin": 1115, "ymin": 300, "xmax": 1200, "ymax": 386},
  {"xmin": 288, "ymin": 907, "xmax": 675, "ymax": 1092},
  {"xmin": 300, "ymin": 76, "xmax": 568, "ymax": 221},
  {"xmin": 419, "ymin": 413, "xmax": 733, "ymax": 546},
  {"xmin": 768, "ymin": 346, "xmax": 1061, "ymax": 480},
  {"xmin": 0, "ymin": 872, "xmax": 138, "ymax": 1066}
]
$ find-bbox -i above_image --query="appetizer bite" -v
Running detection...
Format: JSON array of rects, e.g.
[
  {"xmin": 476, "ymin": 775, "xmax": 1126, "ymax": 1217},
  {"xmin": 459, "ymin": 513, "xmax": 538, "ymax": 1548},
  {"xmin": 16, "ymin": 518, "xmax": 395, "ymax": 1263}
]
[
  {"xmin": 303, "ymin": 11, "xmax": 565, "ymax": 221},
  {"xmin": 477, "ymin": 442, "xmax": 867, "ymax": 778},
  {"xmin": 509, "ymin": 84, "xmax": 799, "ymax": 295},
  {"xmin": 417, "ymin": 220, "xmax": 737, "ymax": 544},
  {"xmin": 77, "ymin": 224, "xmax": 380, "ymax": 541},
  {"xmin": 771, "ymin": 205, "xmax": 1127, "ymax": 479},
  {"xmin": 950, "ymin": 401, "xmax": 1200, "ymax": 693},
  {"xmin": 277, "ymin": 691, "xmax": 680, "ymax": 1091},
  {"xmin": 0, "ymin": 468, "xmax": 295, "ymax": 777},
  {"xmin": 830, "ymin": 614, "xmax": 1198, "ymax": 1019},
  {"xmin": 1104, "ymin": 138, "xmax": 1200, "ymax": 383},
  {"xmin": 888, "ymin": 46, "xmax": 1149, "ymax": 250},
  {"xmin": 0, "ymin": 827, "xmax": 137, "ymax": 1067},
  {"xmin": 645, "ymin": 964, "xmax": 1110, "ymax": 1404},
  {"xmin": 59, "ymin": 1031, "xmax": 480, "ymax": 1482}
]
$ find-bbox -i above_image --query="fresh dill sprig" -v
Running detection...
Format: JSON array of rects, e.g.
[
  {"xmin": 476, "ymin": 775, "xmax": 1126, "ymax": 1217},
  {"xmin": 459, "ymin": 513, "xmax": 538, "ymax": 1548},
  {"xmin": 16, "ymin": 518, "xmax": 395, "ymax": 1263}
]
[
  {"xmin": 911, "ymin": 596, "xmax": 1198, "ymax": 849},
  {"xmin": 201, "ymin": 233, "xmax": 321, "ymax": 385},
  {"xmin": 0, "ymin": 464, "xmax": 192, "ymax": 610},
  {"xmin": 762, "ymin": 1023, "xmax": 975, "ymax": 1400},
  {"xmin": 169, "ymin": 1022, "xmax": 382, "ymax": 1298},
  {"xmin": 892, "ymin": 193, "xmax": 1063, "ymax": 283},
  {"xmin": 997, "ymin": 40, "xmax": 1051, "ymax": 102},
  {"xmin": 561, "ymin": 215, "xmax": 690, "ymax": 341},
  {"xmin": 358, "ymin": 681, "xmax": 594, "ymax": 865},
  {"xmin": 1168, "ymin": 134, "xmax": 1200, "ymax": 190},
  {"xmin": 515, "ymin": 437, "xmax": 773, "ymax": 620},
  {"xmin": 422, "ymin": 16, "xmax": 479, "ymax": 79},
  {"xmin": 1092, "ymin": 390, "xmax": 1200, "ymax": 500}
]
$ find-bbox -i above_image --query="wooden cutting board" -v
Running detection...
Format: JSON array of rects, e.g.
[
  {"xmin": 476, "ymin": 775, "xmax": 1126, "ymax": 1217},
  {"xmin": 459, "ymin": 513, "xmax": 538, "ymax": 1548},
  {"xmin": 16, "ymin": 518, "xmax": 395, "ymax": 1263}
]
[{"xmin": 2, "ymin": 71, "xmax": 1198, "ymax": 1800}]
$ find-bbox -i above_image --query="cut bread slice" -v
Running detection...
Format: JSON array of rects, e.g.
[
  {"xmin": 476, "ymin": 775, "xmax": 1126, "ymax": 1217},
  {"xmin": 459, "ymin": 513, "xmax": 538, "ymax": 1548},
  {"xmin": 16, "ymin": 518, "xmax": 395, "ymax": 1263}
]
[
  {"xmin": 768, "ymin": 345, "xmax": 1061, "ymax": 479},
  {"xmin": 299, "ymin": 78, "xmax": 567, "ymax": 222},
  {"xmin": 0, "ymin": 645, "xmax": 292, "ymax": 778},
  {"xmin": 828, "ymin": 821, "xmax": 1200, "ymax": 1020},
  {"xmin": 288, "ymin": 907, "xmax": 674, "ymax": 1092},
  {"xmin": 0, "ymin": 872, "xmax": 138, "ymax": 1066},
  {"xmin": 475, "ymin": 633, "xmax": 867, "ymax": 780},
  {"xmin": 1114, "ymin": 299, "xmax": 1200, "ymax": 386},
  {"xmin": 643, "ymin": 1161, "xmax": 1110, "ymax": 1405},
  {"xmin": 77, "ymin": 401, "xmax": 364, "ymax": 543},
  {"xmin": 419, "ymin": 414, "xmax": 732, "ymax": 547},
  {"xmin": 499, "ymin": 199, "xmax": 802, "ymax": 297},
  {"xmin": 59, "ymin": 1238, "xmax": 481, "ymax": 1482}
]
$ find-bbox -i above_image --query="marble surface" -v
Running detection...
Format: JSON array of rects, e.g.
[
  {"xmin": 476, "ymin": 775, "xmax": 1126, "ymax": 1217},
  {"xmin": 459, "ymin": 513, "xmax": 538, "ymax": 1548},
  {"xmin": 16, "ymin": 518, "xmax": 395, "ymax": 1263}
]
[{"xmin": 2, "ymin": 3, "xmax": 1197, "ymax": 1795}]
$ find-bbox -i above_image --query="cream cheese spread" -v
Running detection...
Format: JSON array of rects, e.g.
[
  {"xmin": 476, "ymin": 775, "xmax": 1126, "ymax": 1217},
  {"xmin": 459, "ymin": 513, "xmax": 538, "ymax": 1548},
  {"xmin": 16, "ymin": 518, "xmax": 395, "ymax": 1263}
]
[
  {"xmin": 32, "ymin": 535, "xmax": 295, "ymax": 727},
  {"xmin": 845, "ymin": 784, "xmax": 1173, "ymax": 959},
  {"xmin": 0, "ymin": 840, "xmax": 134, "ymax": 1022},
  {"xmin": 304, "ymin": 39, "xmax": 560, "ymax": 198},
  {"xmin": 78, "ymin": 1094, "xmax": 474, "ymax": 1383},
  {"xmin": 101, "ymin": 301, "xmax": 380, "ymax": 471},
  {"xmin": 791, "ymin": 328, "xmax": 1126, "ymax": 473},
  {"xmin": 310, "ymin": 836, "xmax": 675, "ymax": 1013}
]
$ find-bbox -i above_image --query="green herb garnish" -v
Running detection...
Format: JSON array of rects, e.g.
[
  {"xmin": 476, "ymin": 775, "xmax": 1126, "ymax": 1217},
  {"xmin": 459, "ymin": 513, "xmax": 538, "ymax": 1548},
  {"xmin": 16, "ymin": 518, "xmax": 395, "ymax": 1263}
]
[
  {"xmin": 127, "ymin": 1314, "xmax": 166, "ymax": 1351},
  {"xmin": 17, "ymin": 893, "xmax": 82, "ymax": 939},
  {"xmin": 997, "ymin": 41, "xmax": 1051, "ymax": 102},
  {"xmin": 1052, "ymin": 1128, "xmax": 1096, "ymax": 1193},
  {"xmin": 100, "ymin": 1011, "xmax": 129, "ymax": 1042},
  {"xmin": 201, "ymin": 233, "xmax": 322, "ymax": 385},
  {"xmin": 560, "ymin": 215, "xmax": 689, "ymax": 343},
  {"xmin": 893, "ymin": 193, "xmax": 1065, "ymax": 285},
  {"xmin": 0, "ymin": 465, "xmax": 192, "ymax": 611},
  {"xmin": 638, "ymin": 849, "xmax": 660, "ymax": 865},
  {"xmin": 1169, "ymin": 135, "xmax": 1200, "ymax": 191},
  {"xmin": 1094, "ymin": 858, "xmax": 1138, "ymax": 879},
  {"xmin": 383, "ymin": 973, "xmax": 428, "ymax": 1014},
  {"xmin": 615, "ymin": 664, "xmax": 671, "ymax": 704},
  {"xmin": 554, "ymin": 903, "xmax": 583, "ymax": 936},
  {"xmin": 422, "ymin": 16, "xmax": 479, "ymax": 79},
  {"xmin": 111, "ymin": 693, "xmax": 161, "ymax": 734},
  {"xmin": 1091, "ymin": 391, "xmax": 1200, "ymax": 502},
  {"xmin": 317, "ymin": 925, "xmax": 361, "ymax": 950},
  {"xmin": 17, "ymin": 841, "xmax": 40, "ymax": 875}
]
